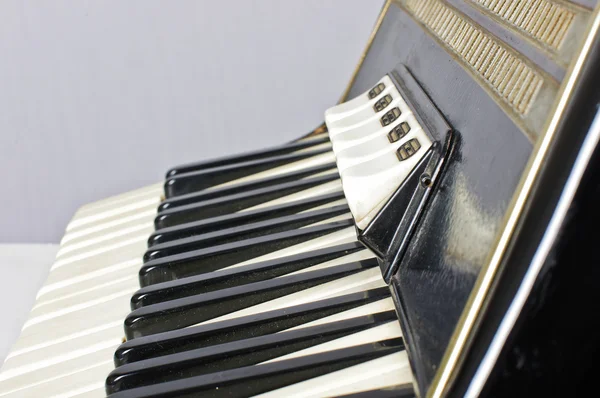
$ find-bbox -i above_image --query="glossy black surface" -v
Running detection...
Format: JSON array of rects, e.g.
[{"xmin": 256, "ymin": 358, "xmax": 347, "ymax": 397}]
[
  {"xmin": 107, "ymin": 312, "xmax": 396, "ymax": 394},
  {"xmin": 127, "ymin": 260, "xmax": 378, "ymax": 338},
  {"xmin": 359, "ymin": 67, "xmax": 455, "ymax": 283},
  {"xmin": 108, "ymin": 339, "xmax": 404, "ymax": 398},
  {"xmin": 164, "ymin": 147, "xmax": 331, "ymax": 197},
  {"xmin": 139, "ymin": 219, "xmax": 353, "ymax": 286},
  {"xmin": 144, "ymin": 205, "xmax": 350, "ymax": 262},
  {"xmin": 115, "ymin": 287, "xmax": 391, "ymax": 366},
  {"xmin": 133, "ymin": 242, "xmax": 365, "ymax": 309},
  {"xmin": 155, "ymin": 172, "xmax": 340, "ymax": 229},
  {"xmin": 159, "ymin": 162, "xmax": 336, "ymax": 212},
  {"xmin": 346, "ymin": 4, "xmax": 533, "ymax": 392},
  {"xmin": 448, "ymin": 38, "xmax": 600, "ymax": 397},
  {"xmin": 339, "ymin": 385, "xmax": 415, "ymax": 398},
  {"xmin": 165, "ymin": 135, "xmax": 329, "ymax": 178},
  {"xmin": 148, "ymin": 191, "xmax": 345, "ymax": 246}
]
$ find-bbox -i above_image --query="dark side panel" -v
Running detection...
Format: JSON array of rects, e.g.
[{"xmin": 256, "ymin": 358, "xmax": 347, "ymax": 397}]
[{"xmin": 344, "ymin": 2, "xmax": 534, "ymax": 392}]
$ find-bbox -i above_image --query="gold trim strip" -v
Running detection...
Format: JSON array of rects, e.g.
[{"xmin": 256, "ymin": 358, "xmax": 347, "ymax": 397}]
[
  {"xmin": 338, "ymin": 0, "xmax": 392, "ymax": 103},
  {"xmin": 429, "ymin": 4, "xmax": 600, "ymax": 398}
]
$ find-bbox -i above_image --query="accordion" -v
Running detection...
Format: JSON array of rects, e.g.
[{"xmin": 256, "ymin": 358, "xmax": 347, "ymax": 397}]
[{"xmin": 1, "ymin": 1, "xmax": 599, "ymax": 397}]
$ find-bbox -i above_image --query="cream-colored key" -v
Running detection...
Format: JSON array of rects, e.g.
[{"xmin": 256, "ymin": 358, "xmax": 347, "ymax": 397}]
[{"xmin": 325, "ymin": 75, "xmax": 394, "ymax": 122}]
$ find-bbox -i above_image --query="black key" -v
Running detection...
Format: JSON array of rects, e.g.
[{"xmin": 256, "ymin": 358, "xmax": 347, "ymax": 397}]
[
  {"xmin": 166, "ymin": 135, "xmax": 329, "ymax": 178},
  {"xmin": 140, "ymin": 219, "xmax": 354, "ymax": 286},
  {"xmin": 339, "ymin": 385, "xmax": 415, "ymax": 397},
  {"xmin": 114, "ymin": 287, "xmax": 391, "ymax": 366},
  {"xmin": 133, "ymin": 242, "xmax": 366, "ymax": 309},
  {"xmin": 106, "ymin": 312, "xmax": 397, "ymax": 394},
  {"xmin": 107, "ymin": 338, "xmax": 404, "ymax": 398},
  {"xmin": 155, "ymin": 172, "xmax": 340, "ymax": 229},
  {"xmin": 165, "ymin": 147, "xmax": 332, "ymax": 197},
  {"xmin": 159, "ymin": 162, "xmax": 336, "ymax": 212},
  {"xmin": 127, "ymin": 259, "xmax": 378, "ymax": 339},
  {"xmin": 148, "ymin": 191, "xmax": 345, "ymax": 246},
  {"xmin": 144, "ymin": 205, "xmax": 350, "ymax": 262}
]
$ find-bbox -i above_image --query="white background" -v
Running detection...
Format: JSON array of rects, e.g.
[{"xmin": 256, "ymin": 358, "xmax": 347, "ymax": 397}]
[{"xmin": 0, "ymin": 0, "xmax": 384, "ymax": 243}]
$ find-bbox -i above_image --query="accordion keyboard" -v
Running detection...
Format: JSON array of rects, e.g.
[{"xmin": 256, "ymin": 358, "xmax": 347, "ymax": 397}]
[
  {"xmin": 0, "ymin": 75, "xmax": 429, "ymax": 397},
  {"xmin": 4, "ymin": 0, "xmax": 595, "ymax": 394}
]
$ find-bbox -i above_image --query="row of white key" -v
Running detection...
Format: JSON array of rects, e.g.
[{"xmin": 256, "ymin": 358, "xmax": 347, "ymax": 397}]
[
  {"xmin": 0, "ymin": 132, "xmax": 413, "ymax": 396},
  {"xmin": 325, "ymin": 75, "xmax": 433, "ymax": 230}
]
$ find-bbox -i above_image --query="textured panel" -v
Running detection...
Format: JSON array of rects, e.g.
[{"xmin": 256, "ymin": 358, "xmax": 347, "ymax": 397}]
[
  {"xmin": 406, "ymin": 0, "xmax": 543, "ymax": 116},
  {"xmin": 473, "ymin": 0, "xmax": 574, "ymax": 51}
]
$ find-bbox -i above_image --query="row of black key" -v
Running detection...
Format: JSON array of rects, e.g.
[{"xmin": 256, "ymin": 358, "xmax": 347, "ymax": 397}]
[{"xmin": 106, "ymin": 133, "xmax": 414, "ymax": 397}]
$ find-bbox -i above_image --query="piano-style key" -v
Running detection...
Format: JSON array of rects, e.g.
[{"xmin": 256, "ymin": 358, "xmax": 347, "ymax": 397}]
[
  {"xmin": 158, "ymin": 162, "xmax": 336, "ymax": 212},
  {"xmin": 148, "ymin": 191, "xmax": 346, "ymax": 245},
  {"xmin": 126, "ymin": 260, "xmax": 379, "ymax": 338},
  {"xmin": 106, "ymin": 312, "xmax": 398, "ymax": 394},
  {"xmin": 254, "ymin": 352, "xmax": 413, "ymax": 398},
  {"xmin": 133, "ymin": 242, "xmax": 368, "ymax": 308},
  {"xmin": 115, "ymin": 287, "xmax": 393, "ymax": 366},
  {"xmin": 165, "ymin": 134, "xmax": 329, "ymax": 178},
  {"xmin": 144, "ymin": 204, "xmax": 350, "ymax": 261},
  {"xmin": 165, "ymin": 145, "xmax": 333, "ymax": 197},
  {"xmin": 1, "ymin": 76, "xmax": 432, "ymax": 397},
  {"xmin": 154, "ymin": 172, "xmax": 341, "ymax": 228},
  {"xmin": 139, "ymin": 220, "xmax": 355, "ymax": 285},
  {"xmin": 107, "ymin": 339, "xmax": 405, "ymax": 398}
]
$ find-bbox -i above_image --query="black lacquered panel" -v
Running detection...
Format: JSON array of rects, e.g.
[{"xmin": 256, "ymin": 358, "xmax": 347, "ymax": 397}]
[{"xmin": 344, "ymin": 3, "xmax": 534, "ymax": 393}]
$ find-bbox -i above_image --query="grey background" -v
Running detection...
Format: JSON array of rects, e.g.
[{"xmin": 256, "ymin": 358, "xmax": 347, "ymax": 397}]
[{"xmin": 0, "ymin": 0, "xmax": 384, "ymax": 243}]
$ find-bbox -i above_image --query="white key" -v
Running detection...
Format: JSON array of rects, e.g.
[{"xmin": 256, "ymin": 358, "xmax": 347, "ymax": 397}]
[
  {"xmin": 71, "ymin": 183, "xmax": 161, "ymax": 218},
  {"xmin": 211, "ymin": 143, "xmax": 335, "ymax": 189},
  {"xmin": 56, "ymin": 222, "xmax": 154, "ymax": 258},
  {"xmin": 254, "ymin": 352, "xmax": 412, "ymax": 398},
  {"xmin": 60, "ymin": 207, "xmax": 157, "ymax": 245},
  {"xmin": 286, "ymin": 297, "xmax": 395, "ymax": 330},
  {"xmin": 0, "ymin": 137, "xmax": 406, "ymax": 398},
  {"xmin": 230, "ymin": 227, "xmax": 360, "ymax": 269},
  {"xmin": 325, "ymin": 75, "xmax": 394, "ymax": 123},
  {"xmin": 55, "ymin": 225, "xmax": 154, "ymax": 263},
  {"xmin": 6, "ymin": 224, "xmax": 371, "ymax": 379},
  {"xmin": 340, "ymin": 126, "xmax": 432, "ymax": 230},
  {"xmin": 264, "ymin": 321, "xmax": 401, "ymax": 363},
  {"xmin": 328, "ymin": 91, "xmax": 404, "ymax": 136},
  {"xmin": 0, "ymin": 356, "xmax": 113, "ymax": 398},
  {"xmin": 244, "ymin": 180, "xmax": 342, "ymax": 211},
  {"xmin": 197, "ymin": 267, "xmax": 385, "ymax": 326},
  {"xmin": 67, "ymin": 197, "xmax": 160, "ymax": 232},
  {"xmin": 325, "ymin": 75, "xmax": 433, "ymax": 230},
  {"xmin": 330, "ymin": 96, "xmax": 413, "ymax": 153},
  {"xmin": 333, "ymin": 114, "xmax": 422, "ymax": 173}
]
